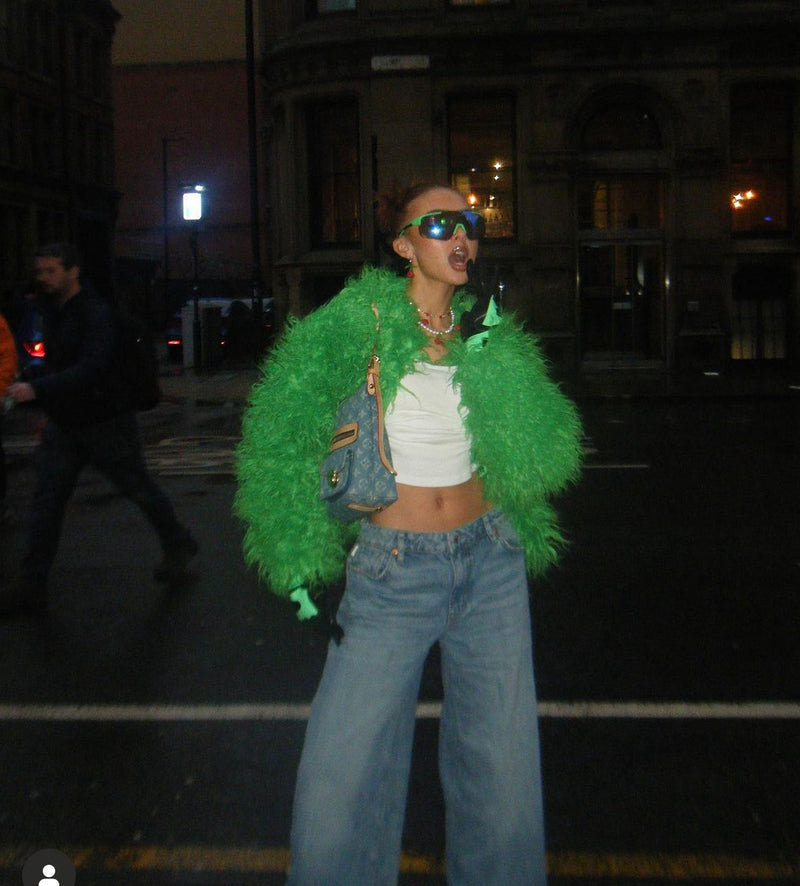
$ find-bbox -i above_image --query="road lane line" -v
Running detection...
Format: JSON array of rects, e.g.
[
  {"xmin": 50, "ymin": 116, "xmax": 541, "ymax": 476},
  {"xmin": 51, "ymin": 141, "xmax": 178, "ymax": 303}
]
[
  {"xmin": 0, "ymin": 845, "xmax": 796, "ymax": 879},
  {"xmin": 1, "ymin": 701, "xmax": 799, "ymax": 721},
  {"xmin": 584, "ymin": 463, "xmax": 650, "ymax": 470}
]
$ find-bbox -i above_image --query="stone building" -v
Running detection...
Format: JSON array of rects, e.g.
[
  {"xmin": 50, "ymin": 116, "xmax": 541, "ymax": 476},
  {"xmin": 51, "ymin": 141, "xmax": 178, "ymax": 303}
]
[
  {"xmin": 262, "ymin": 0, "xmax": 800, "ymax": 371},
  {"xmin": 0, "ymin": 0, "xmax": 119, "ymax": 306}
]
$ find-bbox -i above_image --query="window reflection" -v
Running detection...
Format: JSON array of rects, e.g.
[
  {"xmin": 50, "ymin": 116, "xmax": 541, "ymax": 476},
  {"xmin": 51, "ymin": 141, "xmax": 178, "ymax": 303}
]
[
  {"xmin": 307, "ymin": 99, "xmax": 361, "ymax": 247},
  {"xmin": 578, "ymin": 177, "xmax": 663, "ymax": 231},
  {"xmin": 730, "ymin": 83, "xmax": 791, "ymax": 234},
  {"xmin": 448, "ymin": 95, "xmax": 515, "ymax": 239}
]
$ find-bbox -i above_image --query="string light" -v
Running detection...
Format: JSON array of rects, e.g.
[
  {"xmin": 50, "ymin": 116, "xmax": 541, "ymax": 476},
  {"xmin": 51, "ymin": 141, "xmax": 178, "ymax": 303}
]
[{"xmin": 731, "ymin": 189, "xmax": 756, "ymax": 209}]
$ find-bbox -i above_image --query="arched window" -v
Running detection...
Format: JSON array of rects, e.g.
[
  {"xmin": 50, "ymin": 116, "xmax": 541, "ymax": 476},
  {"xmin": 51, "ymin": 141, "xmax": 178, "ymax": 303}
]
[{"xmin": 580, "ymin": 103, "xmax": 662, "ymax": 151}]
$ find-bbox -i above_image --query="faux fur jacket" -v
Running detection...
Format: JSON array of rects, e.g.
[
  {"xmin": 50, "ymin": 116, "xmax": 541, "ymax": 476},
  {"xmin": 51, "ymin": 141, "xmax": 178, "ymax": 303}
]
[{"xmin": 235, "ymin": 265, "xmax": 583, "ymax": 600}]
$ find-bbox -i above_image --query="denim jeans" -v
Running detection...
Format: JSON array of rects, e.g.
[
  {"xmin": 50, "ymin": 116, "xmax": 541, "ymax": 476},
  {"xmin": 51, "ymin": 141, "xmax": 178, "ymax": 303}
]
[
  {"xmin": 22, "ymin": 411, "xmax": 190, "ymax": 584},
  {"xmin": 287, "ymin": 510, "xmax": 546, "ymax": 886}
]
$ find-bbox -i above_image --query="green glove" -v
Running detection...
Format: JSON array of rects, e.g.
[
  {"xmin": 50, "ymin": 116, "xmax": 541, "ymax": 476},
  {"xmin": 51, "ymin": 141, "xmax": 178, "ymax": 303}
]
[
  {"xmin": 465, "ymin": 295, "xmax": 502, "ymax": 351},
  {"xmin": 289, "ymin": 586, "xmax": 319, "ymax": 621}
]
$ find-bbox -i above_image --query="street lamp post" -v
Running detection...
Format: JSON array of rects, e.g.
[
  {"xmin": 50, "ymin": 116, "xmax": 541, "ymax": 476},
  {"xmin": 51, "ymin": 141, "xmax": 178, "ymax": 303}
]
[
  {"xmin": 245, "ymin": 0, "xmax": 264, "ymax": 334},
  {"xmin": 162, "ymin": 136, "xmax": 184, "ymax": 315},
  {"xmin": 182, "ymin": 183, "xmax": 205, "ymax": 371}
]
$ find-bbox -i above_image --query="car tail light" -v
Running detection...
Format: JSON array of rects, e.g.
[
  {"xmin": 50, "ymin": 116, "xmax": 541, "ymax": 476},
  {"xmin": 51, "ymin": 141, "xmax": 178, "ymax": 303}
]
[{"xmin": 24, "ymin": 341, "xmax": 45, "ymax": 359}]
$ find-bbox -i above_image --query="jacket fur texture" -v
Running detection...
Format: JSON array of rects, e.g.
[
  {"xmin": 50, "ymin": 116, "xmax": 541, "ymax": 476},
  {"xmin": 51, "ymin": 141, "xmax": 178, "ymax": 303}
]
[{"xmin": 235, "ymin": 265, "xmax": 583, "ymax": 600}]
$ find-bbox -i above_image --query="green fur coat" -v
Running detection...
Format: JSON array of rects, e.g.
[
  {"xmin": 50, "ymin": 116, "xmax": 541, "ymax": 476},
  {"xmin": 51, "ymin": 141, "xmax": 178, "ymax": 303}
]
[{"xmin": 234, "ymin": 265, "xmax": 583, "ymax": 600}]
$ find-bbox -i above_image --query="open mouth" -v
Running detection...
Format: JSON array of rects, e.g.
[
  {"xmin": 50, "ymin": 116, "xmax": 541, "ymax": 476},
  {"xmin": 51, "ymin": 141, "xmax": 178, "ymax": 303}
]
[{"xmin": 449, "ymin": 245, "xmax": 468, "ymax": 271}]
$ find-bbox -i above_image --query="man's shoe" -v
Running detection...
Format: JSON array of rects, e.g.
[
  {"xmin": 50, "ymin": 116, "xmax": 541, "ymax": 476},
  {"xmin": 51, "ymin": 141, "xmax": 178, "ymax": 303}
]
[
  {"xmin": 154, "ymin": 536, "xmax": 198, "ymax": 582},
  {"xmin": 0, "ymin": 579, "xmax": 47, "ymax": 617}
]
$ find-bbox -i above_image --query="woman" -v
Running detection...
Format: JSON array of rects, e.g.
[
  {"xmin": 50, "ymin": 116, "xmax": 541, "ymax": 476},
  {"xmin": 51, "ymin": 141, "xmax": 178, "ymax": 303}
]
[{"xmin": 235, "ymin": 183, "xmax": 583, "ymax": 886}]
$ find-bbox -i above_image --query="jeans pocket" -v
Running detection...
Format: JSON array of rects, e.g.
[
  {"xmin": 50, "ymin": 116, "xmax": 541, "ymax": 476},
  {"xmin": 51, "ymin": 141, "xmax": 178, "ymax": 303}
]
[
  {"xmin": 347, "ymin": 540, "xmax": 396, "ymax": 582},
  {"xmin": 490, "ymin": 513, "xmax": 524, "ymax": 552}
]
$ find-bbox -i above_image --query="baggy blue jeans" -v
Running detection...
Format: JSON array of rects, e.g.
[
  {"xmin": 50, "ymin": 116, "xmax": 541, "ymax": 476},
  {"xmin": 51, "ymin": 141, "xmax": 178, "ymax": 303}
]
[{"xmin": 286, "ymin": 510, "xmax": 547, "ymax": 886}]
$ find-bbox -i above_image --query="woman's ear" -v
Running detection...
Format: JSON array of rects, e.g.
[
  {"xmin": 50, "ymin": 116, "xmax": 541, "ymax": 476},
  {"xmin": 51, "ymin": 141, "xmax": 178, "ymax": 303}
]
[{"xmin": 393, "ymin": 236, "xmax": 413, "ymax": 262}]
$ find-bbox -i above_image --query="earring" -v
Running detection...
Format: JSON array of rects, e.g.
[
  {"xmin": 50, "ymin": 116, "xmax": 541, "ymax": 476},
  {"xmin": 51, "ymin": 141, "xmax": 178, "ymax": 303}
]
[{"xmin": 406, "ymin": 260, "xmax": 414, "ymax": 278}]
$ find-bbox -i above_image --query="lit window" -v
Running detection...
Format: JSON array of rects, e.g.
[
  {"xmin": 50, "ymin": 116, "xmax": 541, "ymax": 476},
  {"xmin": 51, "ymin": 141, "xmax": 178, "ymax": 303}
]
[
  {"xmin": 307, "ymin": 99, "xmax": 361, "ymax": 247},
  {"xmin": 730, "ymin": 83, "xmax": 791, "ymax": 235},
  {"xmin": 578, "ymin": 177, "xmax": 664, "ymax": 231},
  {"xmin": 448, "ymin": 95, "xmax": 515, "ymax": 239}
]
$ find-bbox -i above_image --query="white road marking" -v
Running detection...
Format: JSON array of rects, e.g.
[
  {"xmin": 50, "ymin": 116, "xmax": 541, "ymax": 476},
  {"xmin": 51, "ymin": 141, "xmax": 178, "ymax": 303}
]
[
  {"xmin": 0, "ymin": 700, "xmax": 798, "ymax": 722},
  {"xmin": 584, "ymin": 463, "xmax": 650, "ymax": 470}
]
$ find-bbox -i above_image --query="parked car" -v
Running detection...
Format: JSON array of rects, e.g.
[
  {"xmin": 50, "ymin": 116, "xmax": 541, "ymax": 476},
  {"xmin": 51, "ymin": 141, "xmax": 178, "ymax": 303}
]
[{"xmin": 166, "ymin": 297, "xmax": 274, "ymax": 364}]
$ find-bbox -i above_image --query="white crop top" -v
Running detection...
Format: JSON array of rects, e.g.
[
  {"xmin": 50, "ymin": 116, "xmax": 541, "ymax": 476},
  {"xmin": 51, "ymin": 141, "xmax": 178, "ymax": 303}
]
[{"xmin": 384, "ymin": 361, "xmax": 474, "ymax": 487}]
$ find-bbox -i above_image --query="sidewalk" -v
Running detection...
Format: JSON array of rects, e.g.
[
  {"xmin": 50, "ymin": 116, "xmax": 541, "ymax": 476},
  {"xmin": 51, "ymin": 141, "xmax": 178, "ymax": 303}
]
[
  {"xmin": 158, "ymin": 361, "xmax": 800, "ymax": 406},
  {"xmin": 159, "ymin": 365, "xmax": 260, "ymax": 406}
]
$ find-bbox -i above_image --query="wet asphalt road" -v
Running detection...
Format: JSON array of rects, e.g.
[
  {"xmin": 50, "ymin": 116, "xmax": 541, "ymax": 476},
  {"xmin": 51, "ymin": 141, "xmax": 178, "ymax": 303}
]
[{"xmin": 0, "ymin": 390, "xmax": 798, "ymax": 885}]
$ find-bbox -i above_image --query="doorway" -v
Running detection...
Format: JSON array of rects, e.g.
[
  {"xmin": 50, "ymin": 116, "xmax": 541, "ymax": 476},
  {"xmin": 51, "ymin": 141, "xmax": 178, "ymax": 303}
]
[{"xmin": 579, "ymin": 241, "xmax": 664, "ymax": 362}]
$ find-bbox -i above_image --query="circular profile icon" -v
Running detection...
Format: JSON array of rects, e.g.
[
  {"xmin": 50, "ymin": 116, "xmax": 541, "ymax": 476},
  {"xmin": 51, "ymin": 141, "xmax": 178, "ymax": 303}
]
[{"xmin": 21, "ymin": 849, "xmax": 76, "ymax": 886}]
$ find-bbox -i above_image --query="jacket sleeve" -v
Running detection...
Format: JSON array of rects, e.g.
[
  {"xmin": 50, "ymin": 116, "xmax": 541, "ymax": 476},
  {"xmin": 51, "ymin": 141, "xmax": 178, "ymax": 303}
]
[
  {"xmin": 234, "ymin": 290, "xmax": 378, "ymax": 599},
  {"xmin": 456, "ymin": 317, "xmax": 584, "ymax": 574}
]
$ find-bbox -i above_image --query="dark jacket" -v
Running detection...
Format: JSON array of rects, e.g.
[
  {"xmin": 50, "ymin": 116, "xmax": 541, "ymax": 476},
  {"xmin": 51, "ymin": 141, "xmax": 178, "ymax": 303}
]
[{"xmin": 31, "ymin": 287, "xmax": 128, "ymax": 427}]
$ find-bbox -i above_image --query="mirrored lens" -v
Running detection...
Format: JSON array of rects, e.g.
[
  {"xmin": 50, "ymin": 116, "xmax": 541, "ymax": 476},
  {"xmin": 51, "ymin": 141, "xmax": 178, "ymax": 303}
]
[{"xmin": 418, "ymin": 210, "xmax": 485, "ymax": 240}]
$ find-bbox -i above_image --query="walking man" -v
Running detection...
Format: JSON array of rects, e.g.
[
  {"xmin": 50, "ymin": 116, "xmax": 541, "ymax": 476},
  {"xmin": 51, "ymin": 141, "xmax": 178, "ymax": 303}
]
[{"xmin": 1, "ymin": 243, "xmax": 197, "ymax": 615}]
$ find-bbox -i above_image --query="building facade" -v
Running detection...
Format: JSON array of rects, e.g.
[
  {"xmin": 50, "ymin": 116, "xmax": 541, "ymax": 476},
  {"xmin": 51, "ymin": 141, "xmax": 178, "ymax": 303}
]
[
  {"xmin": 261, "ymin": 0, "xmax": 800, "ymax": 372},
  {"xmin": 0, "ymin": 0, "xmax": 119, "ymax": 308}
]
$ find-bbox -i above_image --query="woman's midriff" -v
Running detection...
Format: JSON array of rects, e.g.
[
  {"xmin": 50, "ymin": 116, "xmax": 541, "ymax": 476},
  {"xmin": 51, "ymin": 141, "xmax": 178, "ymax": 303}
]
[{"xmin": 369, "ymin": 473, "xmax": 491, "ymax": 532}]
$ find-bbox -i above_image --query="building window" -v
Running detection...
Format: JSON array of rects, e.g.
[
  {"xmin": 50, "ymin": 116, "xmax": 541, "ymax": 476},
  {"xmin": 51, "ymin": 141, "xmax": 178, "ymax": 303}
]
[
  {"xmin": 448, "ymin": 94, "xmax": 515, "ymax": 239},
  {"xmin": 730, "ymin": 265, "xmax": 789, "ymax": 360},
  {"xmin": 576, "ymin": 96, "xmax": 666, "ymax": 362},
  {"xmin": 581, "ymin": 103, "xmax": 661, "ymax": 151},
  {"xmin": 0, "ymin": 1, "xmax": 13, "ymax": 63},
  {"xmin": 0, "ymin": 91, "xmax": 14, "ymax": 164},
  {"xmin": 90, "ymin": 38, "xmax": 107, "ymax": 98},
  {"xmin": 577, "ymin": 177, "xmax": 664, "ymax": 231},
  {"xmin": 25, "ymin": 2, "xmax": 56, "ymax": 78},
  {"xmin": 730, "ymin": 83, "xmax": 791, "ymax": 235},
  {"xmin": 0, "ymin": 204, "xmax": 26, "ymax": 284},
  {"xmin": 307, "ymin": 99, "xmax": 361, "ymax": 247}
]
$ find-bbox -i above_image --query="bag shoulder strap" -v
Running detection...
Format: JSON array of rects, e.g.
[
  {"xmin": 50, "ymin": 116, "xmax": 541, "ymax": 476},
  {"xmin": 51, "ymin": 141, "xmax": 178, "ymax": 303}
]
[{"xmin": 366, "ymin": 303, "xmax": 395, "ymax": 474}]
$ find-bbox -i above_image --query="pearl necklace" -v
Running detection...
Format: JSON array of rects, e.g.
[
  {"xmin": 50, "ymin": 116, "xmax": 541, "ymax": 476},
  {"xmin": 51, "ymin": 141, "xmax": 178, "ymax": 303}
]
[{"xmin": 417, "ymin": 306, "xmax": 456, "ymax": 337}]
